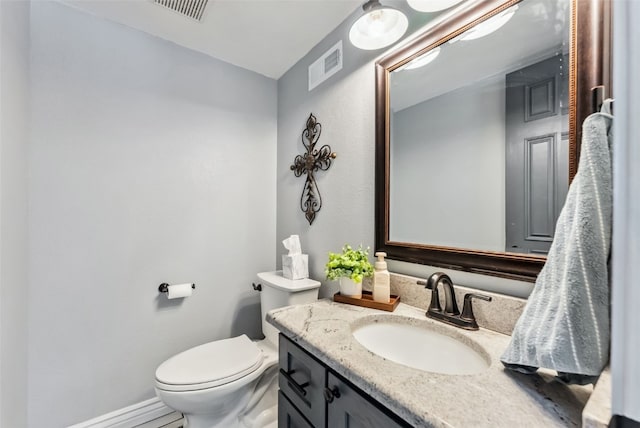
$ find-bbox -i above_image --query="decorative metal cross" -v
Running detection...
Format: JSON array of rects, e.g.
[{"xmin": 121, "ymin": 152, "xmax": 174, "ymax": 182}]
[{"xmin": 290, "ymin": 113, "xmax": 337, "ymax": 225}]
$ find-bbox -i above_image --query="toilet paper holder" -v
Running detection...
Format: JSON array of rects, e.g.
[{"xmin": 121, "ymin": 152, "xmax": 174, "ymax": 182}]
[{"xmin": 158, "ymin": 283, "xmax": 196, "ymax": 293}]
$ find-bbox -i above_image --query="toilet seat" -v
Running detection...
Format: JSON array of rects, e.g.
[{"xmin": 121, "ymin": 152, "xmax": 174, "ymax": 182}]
[{"xmin": 155, "ymin": 335, "xmax": 264, "ymax": 392}]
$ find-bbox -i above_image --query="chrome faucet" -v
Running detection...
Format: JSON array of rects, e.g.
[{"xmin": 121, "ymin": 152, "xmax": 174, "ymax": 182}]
[{"xmin": 417, "ymin": 272, "xmax": 492, "ymax": 331}]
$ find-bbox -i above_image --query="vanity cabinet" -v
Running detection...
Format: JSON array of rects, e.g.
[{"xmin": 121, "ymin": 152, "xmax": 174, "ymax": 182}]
[
  {"xmin": 278, "ymin": 334, "xmax": 409, "ymax": 428},
  {"xmin": 278, "ymin": 333, "xmax": 326, "ymax": 427},
  {"xmin": 279, "ymin": 391, "xmax": 313, "ymax": 428}
]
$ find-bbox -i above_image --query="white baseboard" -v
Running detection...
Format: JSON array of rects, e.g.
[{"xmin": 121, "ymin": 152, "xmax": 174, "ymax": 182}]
[{"xmin": 67, "ymin": 397, "xmax": 176, "ymax": 428}]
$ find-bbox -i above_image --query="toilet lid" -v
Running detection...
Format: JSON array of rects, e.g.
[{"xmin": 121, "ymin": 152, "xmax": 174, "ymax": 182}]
[{"xmin": 155, "ymin": 335, "xmax": 263, "ymax": 390}]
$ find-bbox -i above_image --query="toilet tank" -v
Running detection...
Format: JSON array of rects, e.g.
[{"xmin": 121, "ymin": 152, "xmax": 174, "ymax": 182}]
[{"xmin": 257, "ymin": 271, "xmax": 321, "ymax": 346}]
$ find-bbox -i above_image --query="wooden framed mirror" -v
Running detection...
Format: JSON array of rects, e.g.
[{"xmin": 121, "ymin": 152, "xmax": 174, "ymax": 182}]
[{"xmin": 375, "ymin": 0, "xmax": 610, "ymax": 282}]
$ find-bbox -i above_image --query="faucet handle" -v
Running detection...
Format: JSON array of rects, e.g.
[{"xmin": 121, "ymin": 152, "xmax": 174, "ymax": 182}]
[
  {"xmin": 417, "ymin": 279, "xmax": 441, "ymax": 312},
  {"xmin": 460, "ymin": 293, "xmax": 492, "ymax": 330}
]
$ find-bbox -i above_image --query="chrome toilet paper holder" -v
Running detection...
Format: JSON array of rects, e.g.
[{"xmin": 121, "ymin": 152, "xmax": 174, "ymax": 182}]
[{"xmin": 158, "ymin": 283, "xmax": 196, "ymax": 293}]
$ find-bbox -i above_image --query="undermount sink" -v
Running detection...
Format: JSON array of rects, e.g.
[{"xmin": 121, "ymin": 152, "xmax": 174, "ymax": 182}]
[{"xmin": 352, "ymin": 318, "xmax": 490, "ymax": 375}]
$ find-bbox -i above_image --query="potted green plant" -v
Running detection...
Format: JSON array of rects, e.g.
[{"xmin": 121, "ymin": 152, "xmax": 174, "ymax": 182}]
[{"xmin": 325, "ymin": 244, "xmax": 374, "ymax": 298}]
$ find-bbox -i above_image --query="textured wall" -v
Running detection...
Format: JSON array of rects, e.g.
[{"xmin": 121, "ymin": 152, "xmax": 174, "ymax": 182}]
[
  {"xmin": 0, "ymin": 0, "xmax": 30, "ymax": 426},
  {"xmin": 611, "ymin": 0, "xmax": 640, "ymax": 421},
  {"xmin": 28, "ymin": 3, "xmax": 277, "ymax": 426},
  {"xmin": 278, "ymin": 59, "xmax": 376, "ymax": 299}
]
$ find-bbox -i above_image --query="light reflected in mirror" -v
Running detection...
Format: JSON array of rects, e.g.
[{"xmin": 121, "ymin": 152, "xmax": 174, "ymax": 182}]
[
  {"xmin": 388, "ymin": 0, "xmax": 570, "ymax": 256},
  {"xmin": 399, "ymin": 47, "xmax": 441, "ymax": 70},
  {"xmin": 453, "ymin": 4, "xmax": 518, "ymax": 41}
]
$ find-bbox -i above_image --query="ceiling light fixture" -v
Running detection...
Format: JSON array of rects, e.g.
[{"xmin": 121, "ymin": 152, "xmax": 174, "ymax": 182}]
[
  {"xmin": 349, "ymin": 0, "xmax": 408, "ymax": 50},
  {"xmin": 400, "ymin": 47, "xmax": 441, "ymax": 71},
  {"xmin": 406, "ymin": 0, "xmax": 464, "ymax": 13},
  {"xmin": 456, "ymin": 5, "xmax": 519, "ymax": 41}
]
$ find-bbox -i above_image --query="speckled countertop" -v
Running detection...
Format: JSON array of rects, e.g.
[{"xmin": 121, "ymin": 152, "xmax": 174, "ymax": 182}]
[{"xmin": 267, "ymin": 299, "xmax": 593, "ymax": 428}]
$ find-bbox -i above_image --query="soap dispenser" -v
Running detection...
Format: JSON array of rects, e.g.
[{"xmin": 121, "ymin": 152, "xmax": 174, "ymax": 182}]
[{"xmin": 372, "ymin": 252, "xmax": 390, "ymax": 303}]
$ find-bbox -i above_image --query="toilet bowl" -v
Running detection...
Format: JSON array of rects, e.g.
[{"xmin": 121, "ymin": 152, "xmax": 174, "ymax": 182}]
[
  {"xmin": 154, "ymin": 271, "xmax": 320, "ymax": 428},
  {"xmin": 155, "ymin": 336, "xmax": 278, "ymax": 428}
]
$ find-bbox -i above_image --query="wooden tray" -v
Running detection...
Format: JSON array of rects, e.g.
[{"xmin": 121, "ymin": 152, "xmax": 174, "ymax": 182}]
[{"xmin": 333, "ymin": 290, "xmax": 400, "ymax": 312}]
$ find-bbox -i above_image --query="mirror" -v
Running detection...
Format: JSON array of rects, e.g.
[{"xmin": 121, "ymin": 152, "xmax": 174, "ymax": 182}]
[{"xmin": 375, "ymin": 0, "xmax": 610, "ymax": 282}]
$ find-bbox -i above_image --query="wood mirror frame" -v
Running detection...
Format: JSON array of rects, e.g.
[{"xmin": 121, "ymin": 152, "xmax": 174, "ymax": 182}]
[{"xmin": 375, "ymin": 0, "xmax": 611, "ymax": 282}]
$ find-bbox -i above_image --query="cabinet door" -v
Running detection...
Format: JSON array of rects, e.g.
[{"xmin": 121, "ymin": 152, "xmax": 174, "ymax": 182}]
[
  {"xmin": 278, "ymin": 391, "xmax": 314, "ymax": 428},
  {"xmin": 279, "ymin": 334, "xmax": 326, "ymax": 428},
  {"xmin": 326, "ymin": 372, "xmax": 408, "ymax": 428}
]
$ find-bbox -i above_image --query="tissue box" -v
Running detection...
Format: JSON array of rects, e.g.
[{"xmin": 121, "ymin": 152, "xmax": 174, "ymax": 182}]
[{"xmin": 282, "ymin": 254, "xmax": 309, "ymax": 280}]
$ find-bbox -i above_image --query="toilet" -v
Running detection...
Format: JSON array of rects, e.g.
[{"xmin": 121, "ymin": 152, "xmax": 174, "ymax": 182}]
[{"xmin": 154, "ymin": 271, "xmax": 321, "ymax": 428}]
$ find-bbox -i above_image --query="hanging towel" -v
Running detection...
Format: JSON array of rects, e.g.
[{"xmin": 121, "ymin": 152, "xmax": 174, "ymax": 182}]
[{"xmin": 501, "ymin": 100, "xmax": 614, "ymax": 384}]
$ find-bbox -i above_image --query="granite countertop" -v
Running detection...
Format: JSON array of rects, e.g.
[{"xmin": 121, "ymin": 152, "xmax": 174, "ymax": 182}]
[{"xmin": 268, "ymin": 299, "xmax": 593, "ymax": 428}]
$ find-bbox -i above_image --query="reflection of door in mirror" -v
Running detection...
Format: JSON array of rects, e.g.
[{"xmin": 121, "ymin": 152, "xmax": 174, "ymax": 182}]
[{"xmin": 505, "ymin": 55, "xmax": 569, "ymax": 255}]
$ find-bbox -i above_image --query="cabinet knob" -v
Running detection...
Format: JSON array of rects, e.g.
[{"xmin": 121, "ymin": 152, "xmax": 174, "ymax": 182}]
[{"xmin": 323, "ymin": 385, "xmax": 341, "ymax": 403}]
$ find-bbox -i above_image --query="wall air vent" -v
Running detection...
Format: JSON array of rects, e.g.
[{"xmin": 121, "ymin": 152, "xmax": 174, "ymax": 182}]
[
  {"xmin": 308, "ymin": 41, "xmax": 343, "ymax": 91},
  {"xmin": 154, "ymin": 0, "xmax": 209, "ymax": 21}
]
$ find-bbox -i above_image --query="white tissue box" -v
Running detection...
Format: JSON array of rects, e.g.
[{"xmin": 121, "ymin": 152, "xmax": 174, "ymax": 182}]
[{"xmin": 282, "ymin": 254, "xmax": 309, "ymax": 280}]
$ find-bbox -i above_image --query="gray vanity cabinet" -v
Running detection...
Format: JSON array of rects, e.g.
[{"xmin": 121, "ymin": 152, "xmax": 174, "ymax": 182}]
[
  {"xmin": 278, "ymin": 334, "xmax": 409, "ymax": 428},
  {"xmin": 325, "ymin": 372, "xmax": 405, "ymax": 428},
  {"xmin": 278, "ymin": 334, "xmax": 326, "ymax": 427},
  {"xmin": 279, "ymin": 391, "xmax": 313, "ymax": 428}
]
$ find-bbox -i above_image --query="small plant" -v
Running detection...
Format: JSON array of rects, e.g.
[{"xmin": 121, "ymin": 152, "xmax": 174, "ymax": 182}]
[{"xmin": 325, "ymin": 244, "xmax": 374, "ymax": 283}]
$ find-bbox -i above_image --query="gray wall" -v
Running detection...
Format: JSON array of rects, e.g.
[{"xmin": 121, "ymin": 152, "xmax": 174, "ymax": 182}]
[
  {"xmin": 276, "ymin": 3, "xmax": 431, "ymax": 299},
  {"xmin": 277, "ymin": 58, "xmax": 375, "ymax": 299},
  {"xmin": 0, "ymin": 0, "xmax": 30, "ymax": 426},
  {"xmin": 611, "ymin": 0, "xmax": 640, "ymax": 421},
  {"xmin": 390, "ymin": 77, "xmax": 505, "ymax": 251},
  {"xmin": 277, "ymin": 7, "xmax": 532, "ymax": 298},
  {"xmin": 27, "ymin": 3, "xmax": 276, "ymax": 426}
]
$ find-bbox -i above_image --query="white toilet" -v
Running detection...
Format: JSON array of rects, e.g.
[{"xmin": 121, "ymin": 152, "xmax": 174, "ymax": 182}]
[{"xmin": 155, "ymin": 271, "xmax": 321, "ymax": 428}]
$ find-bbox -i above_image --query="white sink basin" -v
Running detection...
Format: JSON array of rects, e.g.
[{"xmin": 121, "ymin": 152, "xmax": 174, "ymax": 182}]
[{"xmin": 352, "ymin": 319, "xmax": 490, "ymax": 375}]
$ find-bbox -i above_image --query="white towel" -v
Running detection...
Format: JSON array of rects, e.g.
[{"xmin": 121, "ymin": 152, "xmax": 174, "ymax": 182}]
[{"xmin": 501, "ymin": 100, "xmax": 613, "ymax": 384}]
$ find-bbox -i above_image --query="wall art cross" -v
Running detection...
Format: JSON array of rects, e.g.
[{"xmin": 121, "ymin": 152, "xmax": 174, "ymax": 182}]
[{"xmin": 290, "ymin": 113, "xmax": 337, "ymax": 225}]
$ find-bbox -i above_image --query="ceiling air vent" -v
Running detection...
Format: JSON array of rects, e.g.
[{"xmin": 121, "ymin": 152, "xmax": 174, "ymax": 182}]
[
  {"xmin": 154, "ymin": 0, "xmax": 209, "ymax": 21},
  {"xmin": 309, "ymin": 41, "xmax": 343, "ymax": 91}
]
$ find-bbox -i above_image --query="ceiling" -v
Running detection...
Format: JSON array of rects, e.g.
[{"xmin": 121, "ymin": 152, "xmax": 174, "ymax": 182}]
[{"xmin": 60, "ymin": 0, "xmax": 363, "ymax": 79}]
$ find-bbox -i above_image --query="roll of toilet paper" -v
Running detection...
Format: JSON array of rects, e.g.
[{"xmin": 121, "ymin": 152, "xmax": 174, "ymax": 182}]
[{"xmin": 167, "ymin": 283, "xmax": 193, "ymax": 299}]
